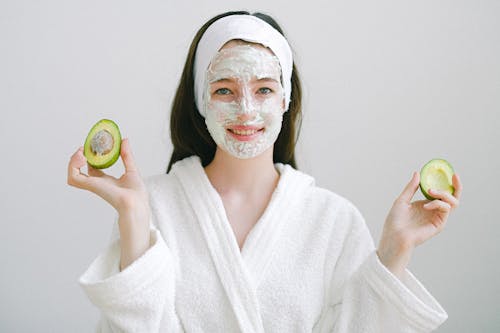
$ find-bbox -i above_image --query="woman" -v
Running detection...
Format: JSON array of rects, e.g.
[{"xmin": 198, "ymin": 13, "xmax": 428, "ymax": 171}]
[{"xmin": 68, "ymin": 11, "xmax": 462, "ymax": 332}]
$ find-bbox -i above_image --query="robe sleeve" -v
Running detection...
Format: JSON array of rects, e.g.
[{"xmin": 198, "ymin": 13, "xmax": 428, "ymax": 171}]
[
  {"xmin": 316, "ymin": 201, "xmax": 448, "ymax": 333},
  {"xmin": 78, "ymin": 221, "xmax": 183, "ymax": 333}
]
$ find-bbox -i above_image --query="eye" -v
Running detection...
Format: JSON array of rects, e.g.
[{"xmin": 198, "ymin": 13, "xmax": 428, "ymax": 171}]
[
  {"xmin": 258, "ymin": 87, "xmax": 273, "ymax": 94},
  {"xmin": 214, "ymin": 88, "xmax": 232, "ymax": 95}
]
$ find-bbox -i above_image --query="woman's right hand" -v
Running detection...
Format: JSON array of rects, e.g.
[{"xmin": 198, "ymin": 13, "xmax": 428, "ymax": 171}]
[
  {"xmin": 67, "ymin": 138, "xmax": 149, "ymax": 215},
  {"xmin": 68, "ymin": 138, "xmax": 151, "ymax": 270}
]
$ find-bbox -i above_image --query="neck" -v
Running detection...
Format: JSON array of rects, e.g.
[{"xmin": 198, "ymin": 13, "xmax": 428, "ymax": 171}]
[{"xmin": 204, "ymin": 146, "xmax": 279, "ymax": 196}]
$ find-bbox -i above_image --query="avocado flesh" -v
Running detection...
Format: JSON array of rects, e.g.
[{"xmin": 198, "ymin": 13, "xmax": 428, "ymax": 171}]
[
  {"xmin": 84, "ymin": 119, "xmax": 121, "ymax": 169},
  {"xmin": 419, "ymin": 159, "xmax": 455, "ymax": 200}
]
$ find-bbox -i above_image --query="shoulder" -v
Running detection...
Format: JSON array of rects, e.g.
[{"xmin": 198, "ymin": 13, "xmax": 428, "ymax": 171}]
[
  {"xmin": 144, "ymin": 172, "xmax": 174, "ymax": 188},
  {"xmin": 305, "ymin": 185, "xmax": 372, "ymax": 254},
  {"xmin": 309, "ymin": 185, "xmax": 356, "ymax": 210},
  {"xmin": 308, "ymin": 185, "xmax": 365, "ymax": 222},
  {"xmin": 288, "ymin": 167, "xmax": 366, "ymax": 233},
  {"xmin": 288, "ymin": 166, "xmax": 360, "ymax": 213},
  {"xmin": 142, "ymin": 156, "xmax": 199, "ymax": 191},
  {"xmin": 280, "ymin": 164, "xmax": 362, "ymax": 215},
  {"xmin": 280, "ymin": 174, "xmax": 371, "ymax": 258},
  {"xmin": 322, "ymin": 187, "xmax": 362, "ymax": 213},
  {"xmin": 143, "ymin": 172, "xmax": 183, "ymax": 201}
]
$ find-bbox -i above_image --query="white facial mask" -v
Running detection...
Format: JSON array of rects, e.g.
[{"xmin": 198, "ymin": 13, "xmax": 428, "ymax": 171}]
[{"xmin": 203, "ymin": 44, "xmax": 285, "ymax": 159}]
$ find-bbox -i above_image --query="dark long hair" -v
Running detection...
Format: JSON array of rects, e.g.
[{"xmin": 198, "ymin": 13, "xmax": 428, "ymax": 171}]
[{"xmin": 166, "ymin": 11, "xmax": 303, "ymax": 173}]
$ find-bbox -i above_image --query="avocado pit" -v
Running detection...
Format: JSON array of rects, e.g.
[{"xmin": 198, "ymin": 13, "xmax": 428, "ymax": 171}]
[{"xmin": 90, "ymin": 130, "xmax": 114, "ymax": 155}]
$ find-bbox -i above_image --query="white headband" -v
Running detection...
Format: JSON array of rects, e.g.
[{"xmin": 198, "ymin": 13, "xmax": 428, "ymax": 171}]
[{"xmin": 193, "ymin": 14, "xmax": 293, "ymax": 117}]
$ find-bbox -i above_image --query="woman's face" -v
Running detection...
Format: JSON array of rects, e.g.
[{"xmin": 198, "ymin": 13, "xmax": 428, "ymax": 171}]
[{"xmin": 203, "ymin": 41, "xmax": 285, "ymax": 159}]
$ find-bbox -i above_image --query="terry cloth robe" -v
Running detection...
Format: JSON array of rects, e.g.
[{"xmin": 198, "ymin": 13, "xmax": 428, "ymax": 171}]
[{"xmin": 79, "ymin": 155, "xmax": 448, "ymax": 333}]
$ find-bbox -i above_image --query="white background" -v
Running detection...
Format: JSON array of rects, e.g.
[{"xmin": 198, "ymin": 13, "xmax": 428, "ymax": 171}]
[{"xmin": 1, "ymin": 0, "xmax": 498, "ymax": 331}]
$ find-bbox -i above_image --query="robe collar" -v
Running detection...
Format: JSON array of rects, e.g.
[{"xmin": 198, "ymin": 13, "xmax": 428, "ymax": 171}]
[{"xmin": 171, "ymin": 155, "xmax": 315, "ymax": 332}]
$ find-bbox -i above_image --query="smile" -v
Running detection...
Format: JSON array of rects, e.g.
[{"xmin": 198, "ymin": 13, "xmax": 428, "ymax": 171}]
[
  {"xmin": 226, "ymin": 127, "xmax": 264, "ymax": 141},
  {"xmin": 228, "ymin": 128, "xmax": 262, "ymax": 135}
]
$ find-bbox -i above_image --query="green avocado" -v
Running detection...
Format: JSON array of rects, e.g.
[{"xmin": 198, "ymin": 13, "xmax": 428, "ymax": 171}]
[
  {"xmin": 419, "ymin": 158, "xmax": 455, "ymax": 200},
  {"xmin": 83, "ymin": 119, "xmax": 121, "ymax": 169}
]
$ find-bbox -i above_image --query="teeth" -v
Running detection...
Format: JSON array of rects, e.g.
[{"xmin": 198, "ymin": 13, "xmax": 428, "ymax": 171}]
[{"xmin": 230, "ymin": 129, "xmax": 260, "ymax": 136}]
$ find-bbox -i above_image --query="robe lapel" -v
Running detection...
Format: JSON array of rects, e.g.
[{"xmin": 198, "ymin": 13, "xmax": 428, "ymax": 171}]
[
  {"xmin": 173, "ymin": 156, "xmax": 264, "ymax": 333},
  {"xmin": 239, "ymin": 161, "xmax": 315, "ymax": 287},
  {"xmin": 172, "ymin": 155, "xmax": 314, "ymax": 333}
]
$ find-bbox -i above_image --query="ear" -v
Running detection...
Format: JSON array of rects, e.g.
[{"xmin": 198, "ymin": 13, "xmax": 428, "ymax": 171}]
[{"xmin": 281, "ymin": 97, "xmax": 286, "ymax": 114}]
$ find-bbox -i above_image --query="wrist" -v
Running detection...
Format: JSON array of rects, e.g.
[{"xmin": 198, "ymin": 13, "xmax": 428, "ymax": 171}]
[
  {"xmin": 118, "ymin": 207, "xmax": 150, "ymax": 237},
  {"xmin": 118, "ymin": 198, "xmax": 150, "ymax": 221},
  {"xmin": 117, "ymin": 208, "xmax": 151, "ymax": 271},
  {"xmin": 376, "ymin": 242, "xmax": 414, "ymax": 279}
]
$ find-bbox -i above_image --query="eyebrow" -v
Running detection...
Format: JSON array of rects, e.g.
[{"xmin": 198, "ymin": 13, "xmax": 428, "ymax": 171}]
[
  {"xmin": 210, "ymin": 78, "xmax": 234, "ymax": 84},
  {"xmin": 257, "ymin": 77, "xmax": 279, "ymax": 83},
  {"xmin": 209, "ymin": 77, "xmax": 279, "ymax": 84}
]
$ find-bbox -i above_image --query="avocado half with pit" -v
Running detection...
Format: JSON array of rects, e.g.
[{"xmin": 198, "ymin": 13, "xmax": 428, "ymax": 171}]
[
  {"xmin": 419, "ymin": 159, "xmax": 455, "ymax": 200},
  {"xmin": 84, "ymin": 119, "xmax": 121, "ymax": 169}
]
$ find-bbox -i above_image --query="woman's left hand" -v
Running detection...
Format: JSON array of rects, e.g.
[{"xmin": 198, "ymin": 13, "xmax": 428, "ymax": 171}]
[{"xmin": 377, "ymin": 171, "xmax": 463, "ymax": 277}]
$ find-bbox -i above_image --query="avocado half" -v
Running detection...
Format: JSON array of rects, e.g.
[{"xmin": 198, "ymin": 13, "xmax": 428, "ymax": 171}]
[
  {"xmin": 419, "ymin": 158, "xmax": 455, "ymax": 200},
  {"xmin": 83, "ymin": 119, "xmax": 121, "ymax": 169}
]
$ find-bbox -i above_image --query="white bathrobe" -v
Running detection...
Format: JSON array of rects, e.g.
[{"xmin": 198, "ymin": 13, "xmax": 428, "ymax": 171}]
[{"xmin": 79, "ymin": 155, "xmax": 448, "ymax": 332}]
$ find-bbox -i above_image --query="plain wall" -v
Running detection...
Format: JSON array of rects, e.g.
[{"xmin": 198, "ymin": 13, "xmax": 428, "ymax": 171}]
[{"xmin": 1, "ymin": 0, "xmax": 498, "ymax": 331}]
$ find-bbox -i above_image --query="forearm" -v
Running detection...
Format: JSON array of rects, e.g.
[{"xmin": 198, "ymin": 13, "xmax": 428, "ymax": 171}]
[
  {"xmin": 118, "ymin": 206, "xmax": 151, "ymax": 271},
  {"xmin": 376, "ymin": 240, "xmax": 413, "ymax": 279}
]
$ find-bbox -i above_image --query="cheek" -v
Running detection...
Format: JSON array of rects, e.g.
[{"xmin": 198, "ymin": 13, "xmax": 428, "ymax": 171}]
[
  {"xmin": 262, "ymin": 112, "xmax": 283, "ymax": 129},
  {"xmin": 208, "ymin": 101, "xmax": 239, "ymax": 123},
  {"xmin": 260, "ymin": 99, "xmax": 284, "ymax": 123}
]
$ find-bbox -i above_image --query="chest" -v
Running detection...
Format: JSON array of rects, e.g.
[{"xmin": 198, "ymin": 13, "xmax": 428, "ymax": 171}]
[
  {"xmin": 221, "ymin": 196, "xmax": 269, "ymax": 250},
  {"xmin": 173, "ymin": 209, "xmax": 328, "ymax": 332}
]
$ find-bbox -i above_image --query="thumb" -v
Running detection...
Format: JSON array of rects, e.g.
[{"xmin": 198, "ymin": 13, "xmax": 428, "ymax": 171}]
[
  {"xmin": 397, "ymin": 171, "xmax": 420, "ymax": 204},
  {"xmin": 120, "ymin": 138, "xmax": 138, "ymax": 173}
]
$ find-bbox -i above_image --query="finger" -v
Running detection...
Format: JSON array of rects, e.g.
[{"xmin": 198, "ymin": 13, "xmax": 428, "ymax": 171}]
[
  {"xmin": 67, "ymin": 147, "xmax": 91, "ymax": 189},
  {"xmin": 68, "ymin": 148, "xmax": 109, "ymax": 194},
  {"xmin": 87, "ymin": 163, "xmax": 117, "ymax": 181},
  {"xmin": 120, "ymin": 138, "xmax": 138, "ymax": 173},
  {"xmin": 428, "ymin": 189, "xmax": 459, "ymax": 209},
  {"xmin": 452, "ymin": 173, "xmax": 463, "ymax": 200},
  {"xmin": 87, "ymin": 164, "xmax": 105, "ymax": 177},
  {"xmin": 423, "ymin": 199, "xmax": 451, "ymax": 213},
  {"xmin": 397, "ymin": 171, "xmax": 420, "ymax": 204}
]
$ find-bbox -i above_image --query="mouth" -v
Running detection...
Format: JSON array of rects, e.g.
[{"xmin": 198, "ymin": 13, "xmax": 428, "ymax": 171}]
[{"xmin": 226, "ymin": 126, "xmax": 264, "ymax": 141}]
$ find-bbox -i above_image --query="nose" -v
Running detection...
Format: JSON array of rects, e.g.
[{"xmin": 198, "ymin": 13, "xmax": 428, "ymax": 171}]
[
  {"xmin": 237, "ymin": 112, "xmax": 256, "ymax": 123},
  {"xmin": 236, "ymin": 94, "xmax": 258, "ymax": 122}
]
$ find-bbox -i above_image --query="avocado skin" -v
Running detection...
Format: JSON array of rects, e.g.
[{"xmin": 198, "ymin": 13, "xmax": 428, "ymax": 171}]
[
  {"xmin": 83, "ymin": 119, "xmax": 122, "ymax": 169},
  {"xmin": 419, "ymin": 158, "xmax": 455, "ymax": 201}
]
